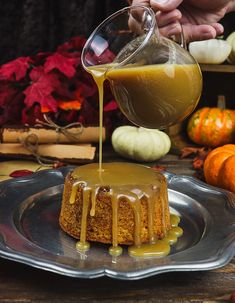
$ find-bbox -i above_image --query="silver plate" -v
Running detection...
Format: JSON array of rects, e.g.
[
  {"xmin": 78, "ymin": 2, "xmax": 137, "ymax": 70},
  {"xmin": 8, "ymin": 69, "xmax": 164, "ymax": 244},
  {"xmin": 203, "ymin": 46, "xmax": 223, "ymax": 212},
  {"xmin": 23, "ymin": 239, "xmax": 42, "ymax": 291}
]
[{"xmin": 0, "ymin": 166, "xmax": 235, "ymax": 280}]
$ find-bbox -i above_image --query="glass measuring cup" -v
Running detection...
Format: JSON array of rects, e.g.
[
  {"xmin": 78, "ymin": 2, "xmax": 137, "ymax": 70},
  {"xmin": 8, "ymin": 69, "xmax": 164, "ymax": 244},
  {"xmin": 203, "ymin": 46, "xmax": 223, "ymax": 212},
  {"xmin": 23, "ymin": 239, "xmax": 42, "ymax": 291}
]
[{"xmin": 81, "ymin": 5, "xmax": 202, "ymax": 129}]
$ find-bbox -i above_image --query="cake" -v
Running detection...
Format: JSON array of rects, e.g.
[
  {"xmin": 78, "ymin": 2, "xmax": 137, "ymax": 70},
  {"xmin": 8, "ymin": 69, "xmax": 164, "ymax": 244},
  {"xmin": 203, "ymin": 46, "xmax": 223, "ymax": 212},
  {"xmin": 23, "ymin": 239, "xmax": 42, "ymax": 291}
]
[{"xmin": 59, "ymin": 162, "xmax": 181, "ymax": 257}]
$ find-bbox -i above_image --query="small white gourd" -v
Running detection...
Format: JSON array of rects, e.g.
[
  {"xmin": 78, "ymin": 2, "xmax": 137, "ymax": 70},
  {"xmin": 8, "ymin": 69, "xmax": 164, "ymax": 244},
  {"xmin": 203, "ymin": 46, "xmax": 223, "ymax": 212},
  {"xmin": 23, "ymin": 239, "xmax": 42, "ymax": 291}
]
[
  {"xmin": 111, "ymin": 126, "xmax": 171, "ymax": 162},
  {"xmin": 189, "ymin": 39, "xmax": 231, "ymax": 64},
  {"xmin": 226, "ymin": 31, "xmax": 235, "ymax": 64}
]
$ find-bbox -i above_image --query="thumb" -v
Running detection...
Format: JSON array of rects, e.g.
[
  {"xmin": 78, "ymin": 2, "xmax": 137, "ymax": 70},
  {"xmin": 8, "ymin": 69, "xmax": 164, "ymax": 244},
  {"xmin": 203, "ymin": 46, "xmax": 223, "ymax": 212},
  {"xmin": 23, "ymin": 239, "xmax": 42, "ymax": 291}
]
[{"xmin": 150, "ymin": 0, "xmax": 183, "ymax": 12}]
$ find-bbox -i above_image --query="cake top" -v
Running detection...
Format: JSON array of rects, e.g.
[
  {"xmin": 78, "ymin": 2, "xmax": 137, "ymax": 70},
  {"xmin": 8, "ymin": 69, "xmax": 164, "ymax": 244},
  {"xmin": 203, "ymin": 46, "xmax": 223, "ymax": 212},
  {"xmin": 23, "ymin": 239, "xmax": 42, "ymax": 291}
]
[{"xmin": 71, "ymin": 162, "xmax": 165, "ymax": 187}]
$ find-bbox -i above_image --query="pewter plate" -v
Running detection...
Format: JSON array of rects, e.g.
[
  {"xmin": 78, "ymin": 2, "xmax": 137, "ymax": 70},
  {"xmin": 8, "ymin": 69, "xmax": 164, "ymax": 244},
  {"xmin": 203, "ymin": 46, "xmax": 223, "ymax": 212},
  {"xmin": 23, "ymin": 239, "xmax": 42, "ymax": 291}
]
[{"xmin": 0, "ymin": 166, "xmax": 235, "ymax": 280}]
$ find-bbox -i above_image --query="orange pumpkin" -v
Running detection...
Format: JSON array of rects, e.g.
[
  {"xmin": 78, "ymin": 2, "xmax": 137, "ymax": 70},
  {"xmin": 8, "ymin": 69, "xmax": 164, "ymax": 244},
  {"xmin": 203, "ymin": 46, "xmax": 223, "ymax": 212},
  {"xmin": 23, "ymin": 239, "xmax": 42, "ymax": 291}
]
[
  {"xmin": 204, "ymin": 144, "xmax": 235, "ymax": 193},
  {"xmin": 187, "ymin": 107, "xmax": 235, "ymax": 147}
]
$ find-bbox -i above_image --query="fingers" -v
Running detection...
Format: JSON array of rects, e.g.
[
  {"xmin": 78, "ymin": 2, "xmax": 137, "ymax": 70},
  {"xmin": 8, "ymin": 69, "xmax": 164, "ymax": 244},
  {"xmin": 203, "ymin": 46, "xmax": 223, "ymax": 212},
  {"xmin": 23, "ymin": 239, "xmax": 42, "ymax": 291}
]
[
  {"xmin": 131, "ymin": 0, "xmax": 183, "ymax": 12},
  {"xmin": 210, "ymin": 23, "xmax": 224, "ymax": 36},
  {"xmin": 156, "ymin": 9, "xmax": 182, "ymax": 27},
  {"xmin": 149, "ymin": 0, "xmax": 183, "ymax": 12},
  {"xmin": 183, "ymin": 23, "xmax": 224, "ymax": 43},
  {"xmin": 158, "ymin": 21, "xmax": 182, "ymax": 38},
  {"xmin": 129, "ymin": 0, "xmax": 225, "ymax": 43},
  {"xmin": 131, "ymin": 0, "xmax": 150, "ymax": 7}
]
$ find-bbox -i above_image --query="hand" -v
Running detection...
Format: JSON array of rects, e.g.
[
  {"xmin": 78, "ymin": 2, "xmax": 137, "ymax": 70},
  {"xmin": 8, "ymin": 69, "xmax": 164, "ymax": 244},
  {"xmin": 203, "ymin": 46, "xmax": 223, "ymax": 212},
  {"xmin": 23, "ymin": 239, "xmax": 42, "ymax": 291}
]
[{"xmin": 130, "ymin": 0, "xmax": 235, "ymax": 42}]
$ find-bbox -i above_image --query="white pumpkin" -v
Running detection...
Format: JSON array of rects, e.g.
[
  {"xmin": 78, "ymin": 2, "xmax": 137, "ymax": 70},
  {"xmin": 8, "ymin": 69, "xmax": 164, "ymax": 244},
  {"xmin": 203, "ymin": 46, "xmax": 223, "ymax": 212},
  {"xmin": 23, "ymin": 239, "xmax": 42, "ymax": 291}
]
[
  {"xmin": 188, "ymin": 39, "xmax": 231, "ymax": 64},
  {"xmin": 111, "ymin": 126, "xmax": 171, "ymax": 162},
  {"xmin": 226, "ymin": 31, "xmax": 235, "ymax": 64}
]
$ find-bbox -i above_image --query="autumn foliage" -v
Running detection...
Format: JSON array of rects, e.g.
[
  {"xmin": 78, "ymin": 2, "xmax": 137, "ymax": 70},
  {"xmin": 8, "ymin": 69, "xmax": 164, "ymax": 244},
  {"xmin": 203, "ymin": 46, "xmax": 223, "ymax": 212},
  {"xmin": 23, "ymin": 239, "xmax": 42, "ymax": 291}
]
[{"xmin": 0, "ymin": 36, "xmax": 124, "ymax": 130}]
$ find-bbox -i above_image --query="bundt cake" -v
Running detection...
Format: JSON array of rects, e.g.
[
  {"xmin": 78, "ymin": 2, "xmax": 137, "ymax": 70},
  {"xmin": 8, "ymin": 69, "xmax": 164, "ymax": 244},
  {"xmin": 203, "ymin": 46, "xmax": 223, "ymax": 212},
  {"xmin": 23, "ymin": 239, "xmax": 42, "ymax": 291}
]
[{"xmin": 59, "ymin": 162, "xmax": 182, "ymax": 257}]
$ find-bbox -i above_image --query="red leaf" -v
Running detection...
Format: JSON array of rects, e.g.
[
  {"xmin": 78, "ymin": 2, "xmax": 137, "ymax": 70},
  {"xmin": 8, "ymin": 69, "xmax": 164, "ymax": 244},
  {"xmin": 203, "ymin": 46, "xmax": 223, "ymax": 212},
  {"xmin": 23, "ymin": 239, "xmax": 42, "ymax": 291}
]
[
  {"xmin": 152, "ymin": 165, "xmax": 166, "ymax": 172},
  {"xmin": 0, "ymin": 81, "xmax": 25, "ymax": 126},
  {"xmin": 78, "ymin": 99, "xmax": 99, "ymax": 125},
  {"xmin": 57, "ymin": 36, "xmax": 86, "ymax": 53},
  {"xmin": 193, "ymin": 158, "xmax": 204, "ymax": 170},
  {"xmin": 21, "ymin": 104, "xmax": 44, "ymax": 125},
  {"xmin": 44, "ymin": 53, "xmax": 78, "ymax": 77},
  {"xmin": 230, "ymin": 291, "xmax": 235, "ymax": 303},
  {"xmin": 180, "ymin": 147, "xmax": 202, "ymax": 159},
  {"xmin": 23, "ymin": 67, "xmax": 60, "ymax": 112},
  {"xmin": 9, "ymin": 169, "xmax": 33, "ymax": 178},
  {"xmin": 179, "ymin": 146, "xmax": 211, "ymax": 181},
  {"xmin": 29, "ymin": 66, "xmax": 48, "ymax": 82},
  {"xmin": 53, "ymin": 161, "xmax": 67, "ymax": 168},
  {"xmin": 0, "ymin": 91, "xmax": 24, "ymax": 126},
  {"xmin": 0, "ymin": 57, "xmax": 32, "ymax": 81},
  {"xmin": 75, "ymin": 79, "xmax": 97, "ymax": 98},
  {"xmin": 0, "ymin": 83, "xmax": 19, "ymax": 106},
  {"xmin": 31, "ymin": 51, "xmax": 52, "ymax": 65},
  {"xmin": 0, "ymin": 85, "xmax": 10, "ymax": 105},
  {"xmin": 104, "ymin": 100, "xmax": 118, "ymax": 112},
  {"xmin": 193, "ymin": 170, "xmax": 205, "ymax": 181}
]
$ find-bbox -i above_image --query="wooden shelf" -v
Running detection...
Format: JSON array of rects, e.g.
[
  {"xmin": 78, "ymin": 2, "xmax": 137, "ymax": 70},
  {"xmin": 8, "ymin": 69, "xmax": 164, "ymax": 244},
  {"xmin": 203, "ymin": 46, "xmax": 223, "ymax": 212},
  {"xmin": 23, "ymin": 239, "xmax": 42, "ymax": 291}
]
[{"xmin": 200, "ymin": 64, "xmax": 235, "ymax": 73}]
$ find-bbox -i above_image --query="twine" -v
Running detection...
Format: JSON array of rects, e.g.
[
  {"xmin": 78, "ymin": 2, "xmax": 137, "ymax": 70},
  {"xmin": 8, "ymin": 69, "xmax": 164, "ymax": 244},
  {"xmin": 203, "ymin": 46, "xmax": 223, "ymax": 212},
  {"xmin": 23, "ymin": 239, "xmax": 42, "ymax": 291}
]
[
  {"xmin": 35, "ymin": 114, "xmax": 84, "ymax": 143},
  {"xmin": 19, "ymin": 114, "xmax": 83, "ymax": 166},
  {"xmin": 21, "ymin": 133, "xmax": 54, "ymax": 166}
]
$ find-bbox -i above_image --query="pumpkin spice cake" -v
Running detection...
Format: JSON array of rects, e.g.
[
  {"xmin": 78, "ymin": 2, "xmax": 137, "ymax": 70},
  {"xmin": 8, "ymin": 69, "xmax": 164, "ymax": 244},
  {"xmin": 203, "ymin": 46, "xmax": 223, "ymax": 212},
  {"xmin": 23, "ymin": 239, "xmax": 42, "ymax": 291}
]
[{"xmin": 59, "ymin": 162, "xmax": 182, "ymax": 257}]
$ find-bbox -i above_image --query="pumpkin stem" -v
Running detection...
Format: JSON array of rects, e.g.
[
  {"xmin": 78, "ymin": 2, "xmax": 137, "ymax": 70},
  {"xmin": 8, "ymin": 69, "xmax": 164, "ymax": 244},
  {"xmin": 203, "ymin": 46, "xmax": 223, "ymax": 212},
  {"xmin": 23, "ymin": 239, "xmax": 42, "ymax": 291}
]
[{"xmin": 217, "ymin": 95, "xmax": 226, "ymax": 109}]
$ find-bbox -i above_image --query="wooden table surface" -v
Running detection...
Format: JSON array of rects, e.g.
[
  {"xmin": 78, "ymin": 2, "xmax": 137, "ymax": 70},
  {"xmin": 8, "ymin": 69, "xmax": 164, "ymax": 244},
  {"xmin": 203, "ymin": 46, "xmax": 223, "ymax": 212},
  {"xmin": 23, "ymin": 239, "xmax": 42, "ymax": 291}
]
[{"xmin": 0, "ymin": 146, "xmax": 235, "ymax": 303}]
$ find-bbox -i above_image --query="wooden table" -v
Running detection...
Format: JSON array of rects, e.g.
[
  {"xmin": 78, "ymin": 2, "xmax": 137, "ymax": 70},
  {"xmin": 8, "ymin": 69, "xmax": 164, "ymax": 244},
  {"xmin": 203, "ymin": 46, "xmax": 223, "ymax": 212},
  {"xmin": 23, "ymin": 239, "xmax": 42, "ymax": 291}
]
[{"xmin": 0, "ymin": 147, "xmax": 234, "ymax": 303}]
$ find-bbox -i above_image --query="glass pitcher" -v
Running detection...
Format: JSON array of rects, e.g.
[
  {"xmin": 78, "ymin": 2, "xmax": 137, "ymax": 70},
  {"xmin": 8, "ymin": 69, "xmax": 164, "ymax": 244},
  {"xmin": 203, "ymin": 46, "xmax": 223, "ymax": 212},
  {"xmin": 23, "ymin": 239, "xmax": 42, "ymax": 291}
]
[{"xmin": 81, "ymin": 5, "xmax": 202, "ymax": 129}]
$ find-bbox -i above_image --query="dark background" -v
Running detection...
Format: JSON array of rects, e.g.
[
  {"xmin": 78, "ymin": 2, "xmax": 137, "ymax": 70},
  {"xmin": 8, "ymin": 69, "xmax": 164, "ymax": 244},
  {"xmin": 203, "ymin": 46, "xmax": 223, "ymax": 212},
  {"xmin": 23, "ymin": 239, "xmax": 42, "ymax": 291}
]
[
  {"xmin": 0, "ymin": 0, "xmax": 234, "ymax": 65},
  {"xmin": 0, "ymin": 0, "xmax": 127, "ymax": 65}
]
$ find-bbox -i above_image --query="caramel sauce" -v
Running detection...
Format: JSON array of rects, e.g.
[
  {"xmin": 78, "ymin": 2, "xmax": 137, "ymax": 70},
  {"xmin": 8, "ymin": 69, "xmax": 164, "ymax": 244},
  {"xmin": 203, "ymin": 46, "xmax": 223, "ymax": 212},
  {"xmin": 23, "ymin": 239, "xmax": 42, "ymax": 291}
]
[
  {"xmin": 87, "ymin": 66, "xmax": 107, "ymax": 172},
  {"xmin": 170, "ymin": 213, "xmax": 180, "ymax": 227},
  {"xmin": 69, "ymin": 63, "xmax": 184, "ymax": 257},
  {"xmin": 89, "ymin": 63, "xmax": 202, "ymax": 129},
  {"xmin": 128, "ymin": 215, "xmax": 182, "ymax": 258},
  {"xmin": 70, "ymin": 162, "xmax": 182, "ymax": 257}
]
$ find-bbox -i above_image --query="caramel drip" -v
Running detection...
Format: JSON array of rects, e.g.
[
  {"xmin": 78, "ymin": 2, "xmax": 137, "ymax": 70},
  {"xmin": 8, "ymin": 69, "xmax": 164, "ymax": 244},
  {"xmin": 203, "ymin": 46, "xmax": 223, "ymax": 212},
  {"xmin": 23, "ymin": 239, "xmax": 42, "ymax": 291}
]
[
  {"xmin": 109, "ymin": 245, "xmax": 123, "ymax": 257},
  {"xmin": 128, "ymin": 239, "xmax": 171, "ymax": 258},
  {"xmin": 164, "ymin": 226, "xmax": 183, "ymax": 245},
  {"xmin": 111, "ymin": 191, "xmax": 118, "ymax": 247},
  {"xmin": 172, "ymin": 226, "xmax": 183, "ymax": 237},
  {"xmin": 90, "ymin": 187, "xmax": 99, "ymax": 217},
  {"xmin": 165, "ymin": 215, "xmax": 183, "ymax": 245},
  {"xmin": 146, "ymin": 192, "xmax": 155, "ymax": 244},
  {"xmin": 128, "ymin": 213, "xmax": 183, "ymax": 258},
  {"xmin": 170, "ymin": 214, "xmax": 180, "ymax": 227},
  {"xmin": 109, "ymin": 191, "xmax": 123, "ymax": 257},
  {"xmin": 119, "ymin": 192, "xmax": 142, "ymax": 247},
  {"xmin": 160, "ymin": 180, "xmax": 167, "ymax": 235},
  {"xmin": 69, "ymin": 181, "xmax": 85, "ymax": 204},
  {"xmin": 132, "ymin": 199, "xmax": 142, "ymax": 247},
  {"xmin": 76, "ymin": 187, "xmax": 91, "ymax": 251}
]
